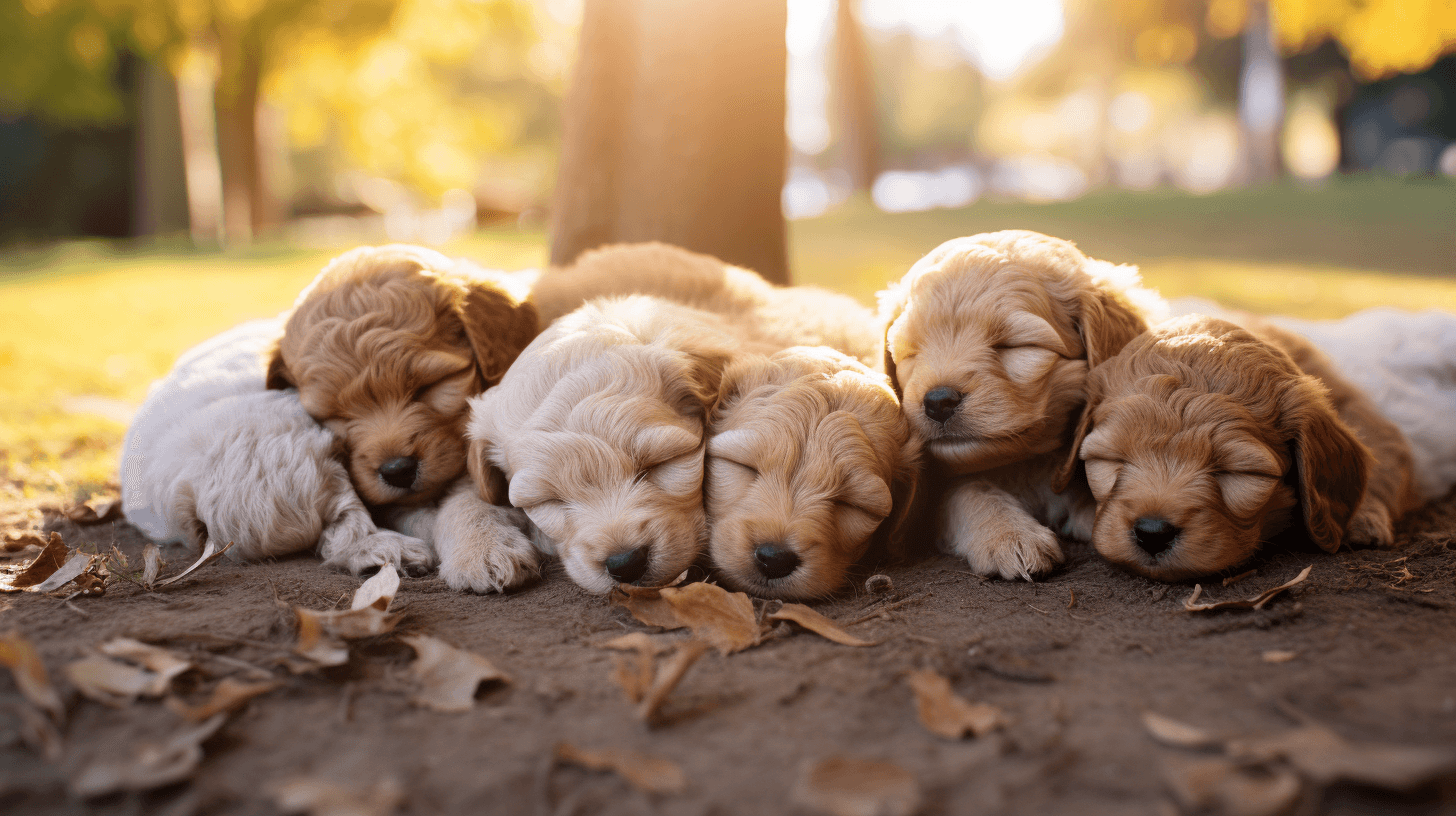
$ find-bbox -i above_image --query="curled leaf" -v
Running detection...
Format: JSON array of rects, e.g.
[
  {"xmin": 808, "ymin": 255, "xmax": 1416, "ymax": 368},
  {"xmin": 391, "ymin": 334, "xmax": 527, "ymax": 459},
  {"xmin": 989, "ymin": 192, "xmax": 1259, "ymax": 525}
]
[
  {"xmin": 1142, "ymin": 711, "xmax": 1221, "ymax": 750},
  {"xmin": 351, "ymin": 565, "xmax": 400, "ymax": 611},
  {"xmin": 156, "ymin": 539, "xmax": 233, "ymax": 587},
  {"xmin": 3, "ymin": 531, "xmax": 49, "ymax": 553},
  {"xmin": 638, "ymin": 640, "xmax": 709, "ymax": 724},
  {"xmin": 612, "ymin": 585, "xmax": 682, "ymax": 629},
  {"xmin": 401, "ymin": 634, "xmax": 509, "ymax": 712},
  {"xmin": 1261, "ymin": 650, "xmax": 1297, "ymax": 664},
  {"xmin": 791, "ymin": 756, "xmax": 921, "ymax": 816},
  {"xmin": 768, "ymin": 604, "xmax": 876, "ymax": 647},
  {"xmin": 65, "ymin": 655, "xmax": 164, "ymax": 707},
  {"xmin": 906, "ymin": 669, "xmax": 1005, "ymax": 740},
  {"xmin": 0, "ymin": 630, "xmax": 64, "ymax": 719},
  {"xmin": 273, "ymin": 776, "xmax": 403, "ymax": 816},
  {"xmin": 64, "ymin": 499, "xmax": 122, "ymax": 525},
  {"xmin": 0, "ymin": 532, "xmax": 70, "ymax": 591},
  {"xmin": 167, "ymin": 677, "xmax": 280, "ymax": 723},
  {"xmin": 555, "ymin": 742, "xmax": 687, "ymax": 795},
  {"xmin": 71, "ymin": 713, "xmax": 227, "ymax": 798},
  {"xmin": 291, "ymin": 602, "xmax": 399, "ymax": 669},
  {"xmin": 600, "ymin": 632, "xmax": 674, "ymax": 705},
  {"xmin": 97, "ymin": 638, "xmax": 192, "ymax": 694},
  {"xmin": 1184, "ymin": 566, "xmax": 1312, "ymax": 612},
  {"xmin": 141, "ymin": 543, "xmax": 162, "ymax": 587}
]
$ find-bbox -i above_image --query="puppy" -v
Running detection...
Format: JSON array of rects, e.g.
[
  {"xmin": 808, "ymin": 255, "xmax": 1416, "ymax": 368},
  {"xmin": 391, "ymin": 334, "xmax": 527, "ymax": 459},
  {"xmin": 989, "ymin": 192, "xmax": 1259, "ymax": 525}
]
[
  {"xmin": 438, "ymin": 295, "xmax": 740, "ymax": 594},
  {"xmin": 1060, "ymin": 313, "xmax": 1420, "ymax": 580},
  {"xmin": 121, "ymin": 319, "xmax": 432, "ymax": 573},
  {"xmin": 707, "ymin": 347, "xmax": 919, "ymax": 599},
  {"xmin": 267, "ymin": 244, "xmax": 538, "ymax": 508},
  {"xmin": 879, "ymin": 230, "xmax": 1165, "ymax": 579}
]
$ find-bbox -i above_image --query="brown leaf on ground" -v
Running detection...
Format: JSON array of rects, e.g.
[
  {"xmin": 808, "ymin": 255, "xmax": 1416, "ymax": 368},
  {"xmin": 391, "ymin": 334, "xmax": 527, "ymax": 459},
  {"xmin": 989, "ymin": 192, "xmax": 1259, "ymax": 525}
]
[
  {"xmin": 555, "ymin": 742, "xmax": 688, "ymax": 795},
  {"xmin": 1261, "ymin": 650, "xmax": 1297, "ymax": 664},
  {"xmin": 350, "ymin": 565, "xmax": 400, "ymax": 611},
  {"xmin": 600, "ymin": 632, "xmax": 674, "ymax": 705},
  {"xmin": 71, "ymin": 713, "xmax": 227, "ymax": 798},
  {"xmin": 1142, "ymin": 712, "xmax": 1221, "ymax": 750},
  {"xmin": 1161, "ymin": 754, "xmax": 1302, "ymax": 816},
  {"xmin": 29, "ymin": 552, "xmax": 96, "ymax": 594},
  {"xmin": 905, "ymin": 669, "xmax": 1005, "ymax": 740},
  {"xmin": 662, "ymin": 583, "xmax": 761, "ymax": 654},
  {"xmin": 400, "ymin": 633, "xmax": 509, "ymax": 712},
  {"xmin": 1184, "ymin": 566, "xmax": 1312, "ymax": 612},
  {"xmin": 1227, "ymin": 724, "xmax": 1456, "ymax": 791},
  {"xmin": 638, "ymin": 639, "xmax": 709, "ymax": 724},
  {"xmin": 98, "ymin": 638, "xmax": 192, "ymax": 693},
  {"xmin": 155, "ymin": 539, "xmax": 233, "ymax": 587},
  {"xmin": 141, "ymin": 543, "xmax": 162, "ymax": 587},
  {"xmin": 0, "ymin": 629, "xmax": 64, "ymax": 719},
  {"xmin": 2, "ymin": 531, "xmax": 48, "ymax": 553},
  {"xmin": 768, "ymin": 604, "xmax": 876, "ymax": 647},
  {"xmin": 291, "ymin": 603, "xmax": 400, "ymax": 669},
  {"xmin": 791, "ymin": 755, "xmax": 922, "ymax": 816},
  {"xmin": 64, "ymin": 498, "xmax": 122, "ymax": 525},
  {"xmin": 612, "ymin": 584, "xmax": 683, "ymax": 630},
  {"xmin": 273, "ymin": 776, "xmax": 403, "ymax": 816},
  {"xmin": 65, "ymin": 655, "xmax": 167, "ymax": 707},
  {"xmin": 0, "ymin": 532, "xmax": 70, "ymax": 590},
  {"xmin": 167, "ymin": 677, "xmax": 281, "ymax": 723}
]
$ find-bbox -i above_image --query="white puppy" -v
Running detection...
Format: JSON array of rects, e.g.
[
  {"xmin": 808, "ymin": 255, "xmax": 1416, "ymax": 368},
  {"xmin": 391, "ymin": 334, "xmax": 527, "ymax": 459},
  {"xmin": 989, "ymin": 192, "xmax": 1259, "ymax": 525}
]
[
  {"xmin": 120, "ymin": 319, "xmax": 433, "ymax": 573},
  {"xmin": 433, "ymin": 295, "xmax": 740, "ymax": 594}
]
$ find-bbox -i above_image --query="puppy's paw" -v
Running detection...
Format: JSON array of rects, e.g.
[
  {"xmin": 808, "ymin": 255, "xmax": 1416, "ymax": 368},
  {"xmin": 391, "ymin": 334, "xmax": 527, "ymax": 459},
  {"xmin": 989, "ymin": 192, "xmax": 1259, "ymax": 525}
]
[
  {"xmin": 324, "ymin": 530, "xmax": 435, "ymax": 575},
  {"xmin": 1345, "ymin": 500, "xmax": 1395, "ymax": 549},
  {"xmin": 438, "ymin": 525, "xmax": 540, "ymax": 594},
  {"xmin": 951, "ymin": 520, "xmax": 1063, "ymax": 581}
]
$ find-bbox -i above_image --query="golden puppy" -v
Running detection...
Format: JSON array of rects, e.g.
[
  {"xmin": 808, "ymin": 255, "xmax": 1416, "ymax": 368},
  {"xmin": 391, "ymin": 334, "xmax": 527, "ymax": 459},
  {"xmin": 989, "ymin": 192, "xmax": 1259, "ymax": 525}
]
[
  {"xmin": 1059, "ymin": 314, "xmax": 1419, "ymax": 580},
  {"xmin": 267, "ymin": 244, "xmax": 538, "ymax": 508},
  {"xmin": 438, "ymin": 295, "xmax": 740, "ymax": 594},
  {"xmin": 879, "ymin": 230, "xmax": 1164, "ymax": 579},
  {"xmin": 707, "ymin": 347, "xmax": 919, "ymax": 599}
]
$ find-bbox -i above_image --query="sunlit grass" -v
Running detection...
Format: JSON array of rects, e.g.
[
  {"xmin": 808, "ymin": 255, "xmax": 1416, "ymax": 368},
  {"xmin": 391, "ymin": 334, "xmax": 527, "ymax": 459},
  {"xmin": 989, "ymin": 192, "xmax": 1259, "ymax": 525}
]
[{"xmin": 2, "ymin": 177, "xmax": 1453, "ymax": 500}]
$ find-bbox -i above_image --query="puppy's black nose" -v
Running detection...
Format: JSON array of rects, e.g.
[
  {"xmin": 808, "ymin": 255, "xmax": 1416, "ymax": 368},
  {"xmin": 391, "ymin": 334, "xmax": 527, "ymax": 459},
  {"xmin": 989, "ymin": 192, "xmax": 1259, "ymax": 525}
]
[
  {"xmin": 605, "ymin": 546, "xmax": 650, "ymax": 584},
  {"xmin": 923, "ymin": 387, "xmax": 963, "ymax": 424},
  {"xmin": 378, "ymin": 456, "xmax": 418, "ymax": 489},
  {"xmin": 1132, "ymin": 516, "xmax": 1179, "ymax": 556},
  {"xmin": 754, "ymin": 543, "xmax": 800, "ymax": 579}
]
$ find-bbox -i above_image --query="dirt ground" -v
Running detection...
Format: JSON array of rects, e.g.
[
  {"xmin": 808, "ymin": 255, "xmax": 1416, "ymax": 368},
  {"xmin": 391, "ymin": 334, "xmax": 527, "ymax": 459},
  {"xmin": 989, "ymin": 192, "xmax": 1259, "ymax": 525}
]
[{"xmin": 1, "ymin": 489, "xmax": 1454, "ymax": 816}]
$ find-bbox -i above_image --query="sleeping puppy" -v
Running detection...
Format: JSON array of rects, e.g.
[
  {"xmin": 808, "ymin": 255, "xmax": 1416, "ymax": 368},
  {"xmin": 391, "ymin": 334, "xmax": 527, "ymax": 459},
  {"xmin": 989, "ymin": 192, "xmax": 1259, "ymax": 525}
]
[
  {"xmin": 707, "ymin": 347, "xmax": 919, "ymax": 599},
  {"xmin": 879, "ymin": 230, "xmax": 1165, "ymax": 579},
  {"xmin": 1059, "ymin": 314, "xmax": 1419, "ymax": 580},
  {"xmin": 438, "ymin": 295, "xmax": 740, "ymax": 594},
  {"xmin": 121, "ymin": 319, "xmax": 432, "ymax": 573},
  {"xmin": 534, "ymin": 243, "xmax": 919, "ymax": 598},
  {"xmin": 266, "ymin": 244, "xmax": 538, "ymax": 508}
]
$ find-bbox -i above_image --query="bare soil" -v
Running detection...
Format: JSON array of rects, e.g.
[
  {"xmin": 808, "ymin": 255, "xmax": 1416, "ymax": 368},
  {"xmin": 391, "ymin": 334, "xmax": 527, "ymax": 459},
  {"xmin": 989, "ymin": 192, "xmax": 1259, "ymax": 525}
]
[{"xmin": 2, "ymin": 492, "xmax": 1455, "ymax": 816}]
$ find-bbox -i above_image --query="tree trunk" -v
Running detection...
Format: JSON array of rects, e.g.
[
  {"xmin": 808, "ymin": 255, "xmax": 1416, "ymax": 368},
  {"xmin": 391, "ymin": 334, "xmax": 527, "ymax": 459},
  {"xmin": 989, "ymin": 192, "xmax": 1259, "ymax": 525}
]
[
  {"xmin": 1238, "ymin": 0, "xmax": 1285, "ymax": 182},
  {"xmin": 834, "ymin": 0, "xmax": 879, "ymax": 191},
  {"xmin": 550, "ymin": 0, "xmax": 790, "ymax": 284},
  {"xmin": 132, "ymin": 60, "xmax": 191, "ymax": 237},
  {"xmin": 214, "ymin": 30, "xmax": 266, "ymax": 246}
]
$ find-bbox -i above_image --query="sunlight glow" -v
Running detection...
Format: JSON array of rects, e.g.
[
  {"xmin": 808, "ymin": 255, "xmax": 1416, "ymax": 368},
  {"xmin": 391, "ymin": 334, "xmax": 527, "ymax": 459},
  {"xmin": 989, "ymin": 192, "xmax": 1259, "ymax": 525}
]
[{"xmin": 859, "ymin": 0, "xmax": 1065, "ymax": 82}]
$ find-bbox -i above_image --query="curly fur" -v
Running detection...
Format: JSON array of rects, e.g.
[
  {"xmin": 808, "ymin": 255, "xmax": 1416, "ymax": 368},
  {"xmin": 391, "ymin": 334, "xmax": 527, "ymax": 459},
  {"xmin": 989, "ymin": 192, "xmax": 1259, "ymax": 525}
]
[{"xmin": 267, "ymin": 244, "xmax": 538, "ymax": 508}]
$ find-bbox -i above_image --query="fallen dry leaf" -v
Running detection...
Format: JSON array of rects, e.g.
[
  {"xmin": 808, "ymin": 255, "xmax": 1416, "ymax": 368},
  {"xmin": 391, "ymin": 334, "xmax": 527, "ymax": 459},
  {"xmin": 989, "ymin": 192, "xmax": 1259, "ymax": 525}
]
[
  {"xmin": 1184, "ymin": 566, "xmax": 1312, "ymax": 612},
  {"xmin": 613, "ymin": 582, "xmax": 763, "ymax": 654},
  {"xmin": 3, "ymin": 531, "xmax": 48, "ymax": 553},
  {"xmin": 601, "ymin": 632, "xmax": 674, "ymax": 705},
  {"xmin": 555, "ymin": 742, "xmax": 687, "ymax": 795},
  {"xmin": 141, "ymin": 543, "xmax": 162, "ymax": 587},
  {"xmin": 273, "ymin": 776, "xmax": 403, "ymax": 816},
  {"xmin": 155, "ymin": 539, "xmax": 233, "ymax": 587},
  {"xmin": 792, "ymin": 756, "xmax": 921, "ymax": 816},
  {"xmin": 0, "ymin": 629, "xmax": 64, "ymax": 719},
  {"xmin": 612, "ymin": 584, "xmax": 684, "ymax": 629},
  {"xmin": 1262, "ymin": 650, "xmax": 1297, "ymax": 664},
  {"xmin": 64, "ymin": 498, "xmax": 122, "ymax": 525},
  {"xmin": 0, "ymin": 532, "xmax": 70, "ymax": 590},
  {"xmin": 1161, "ymin": 753, "xmax": 1302, "ymax": 816},
  {"xmin": 291, "ymin": 603, "xmax": 399, "ymax": 669},
  {"xmin": 167, "ymin": 677, "xmax": 281, "ymax": 723},
  {"xmin": 29, "ymin": 552, "xmax": 96, "ymax": 594},
  {"xmin": 1227, "ymin": 724, "xmax": 1456, "ymax": 791},
  {"xmin": 401, "ymin": 634, "xmax": 509, "ymax": 712},
  {"xmin": 350, "ymin": 565, "xmax": 400, "ymax": 610},
  {"xmin": 65, "ymin": 654, "xmax": 166, "ymax": 707},
  {"xmin": 1142, "ymin": 712, "xmax": 1222, "ymax": 750},
  {"xmin": 98, "ymin": 638, "xmax": 192, "ymax": 692},
  {"xmin": 638, "ymin": 639, "xmax": 709, "ymax": 724},
  {"xmin": 906, "ymin": 669, "xmax": 1005, "ymax": 740},
  {"xmin": 768, "ymin": 604, "xmax": 876, "ymax": 647},
  {"xmin": 71, "ymin": 713, "xmax": 227, "ymax": 798}
]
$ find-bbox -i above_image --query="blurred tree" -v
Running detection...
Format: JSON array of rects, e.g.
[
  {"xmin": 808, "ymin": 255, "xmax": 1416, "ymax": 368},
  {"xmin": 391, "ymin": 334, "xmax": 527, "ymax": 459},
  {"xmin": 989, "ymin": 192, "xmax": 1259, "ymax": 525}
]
[
  {"xmin": 550, "ymin": 0, "xmax": 789, "ymax": 284},
  {"xmin": 833, "ymin": 0, "xmax": 879, "ymax": 191},
  {"xmin": 1272, "ymin": 0, "xmax": 1456, "ymax": 80}
]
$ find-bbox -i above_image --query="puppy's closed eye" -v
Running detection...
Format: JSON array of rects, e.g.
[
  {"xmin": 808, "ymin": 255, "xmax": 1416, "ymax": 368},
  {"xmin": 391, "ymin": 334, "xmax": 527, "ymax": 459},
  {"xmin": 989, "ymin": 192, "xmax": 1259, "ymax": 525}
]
[
  {"xmin": 1216, "ymin": 472, "xmax": 1279, "ymax": 517},
  {"xmin": 1000, "ymin": 347, "xmax": 1061, "ymax": 382},
  {"xmin": 416, "ymin": 369, "xmax": 474, "ymax": 413},
  {"xmin": 1084, "ymin": 458, "xmax": 1121, "ymax": 502}
]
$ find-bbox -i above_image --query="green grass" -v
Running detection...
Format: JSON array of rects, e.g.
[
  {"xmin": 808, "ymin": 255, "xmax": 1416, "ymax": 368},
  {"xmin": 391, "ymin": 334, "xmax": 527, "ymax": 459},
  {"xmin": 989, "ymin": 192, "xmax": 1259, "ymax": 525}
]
[{"xmin": 2, "ymin": 176, "xmax": 1453, "ymax": 501}]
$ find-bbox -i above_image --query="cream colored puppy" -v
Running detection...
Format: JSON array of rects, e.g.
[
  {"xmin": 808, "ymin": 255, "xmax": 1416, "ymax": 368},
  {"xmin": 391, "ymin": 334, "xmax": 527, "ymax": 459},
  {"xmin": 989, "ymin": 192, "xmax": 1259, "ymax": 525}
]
[
  {"xmin": 436, "ymin": 295, "xmax": 738, "ymax": 594},
  {"xmin": 879, "ymin": 231, "xmax": 1164, "ymax": 580},
  {"xmin": 707, "ymin": 347, "xmax": 918, "ymax": 598}
]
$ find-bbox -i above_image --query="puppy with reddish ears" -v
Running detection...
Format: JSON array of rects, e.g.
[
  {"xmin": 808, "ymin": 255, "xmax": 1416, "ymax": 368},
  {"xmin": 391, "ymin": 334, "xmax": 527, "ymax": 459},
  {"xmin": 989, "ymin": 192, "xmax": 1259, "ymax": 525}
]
[
  {"xmin": 266, "ymin": 244, "xmax": 538, "ymax": 510},
  {"xmin": 1059, "ymin": 313, "xmax": 1419, "ymax": 580},
  {"xmin": 879, "ymin": 231, "xmax": 1165, "ymax": 580}
]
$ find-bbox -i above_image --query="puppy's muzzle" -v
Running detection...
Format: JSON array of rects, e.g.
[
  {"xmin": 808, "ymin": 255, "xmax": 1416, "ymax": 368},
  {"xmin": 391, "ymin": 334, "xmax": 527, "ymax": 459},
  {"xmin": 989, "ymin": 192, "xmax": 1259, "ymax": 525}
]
[
  {"xmin": 923, "ymin": 387, "xmax": 963, "ymax": 424},
  {"xmin": 378, "ymin": 456, "xmax": 418, "ymax": 489},
  {"xmin": 753, "ymin": 542, "xmax": 800, "ymax": 580},
  {"xmin": 605, "ymin": 545, "xmax": 651, "ymax": 584},
  {"xmin": 1131, "ymin": 516, "xmax": 1179, "ymax": 556}
]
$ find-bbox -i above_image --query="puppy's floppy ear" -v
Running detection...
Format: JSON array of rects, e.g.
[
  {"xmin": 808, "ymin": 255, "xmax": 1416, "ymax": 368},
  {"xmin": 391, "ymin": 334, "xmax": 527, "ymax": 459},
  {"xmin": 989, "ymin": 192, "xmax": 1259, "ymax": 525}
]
[
  {"xmin": 1077, "ymin": 285, "xmax": 1146, "ymax": 370},
  {"xmin": 871, "ymin": 442, "xmax": 921, "ymax": 562},
  {"xmin": 673, "ymin": 337, "xmax": 737, "ymax": 418},
  {"xmin": 710, "ymin": 354, "xmax": 778, "ymax": 420},
  {"xmin": 465, "ymin": 436, "xmax": 511, "ymax": 506},
  {"xmin": 1052, "ymin": 380, "xmax": 1100, "ymax": 494},
  {"xmin": 264, "ymin": 343, "xmax": 293, "ymax": 390},
  {"xmin": 457, "ymin": 275, "xmax": 540, "ymax": 388},
  {"xmin": 1278, "ymin": 376, "xmax": 1371, "ymax": 553},
  {"xmin": 876, "ymin": 283, "xmax": 910, "ymax": 398}
]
